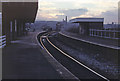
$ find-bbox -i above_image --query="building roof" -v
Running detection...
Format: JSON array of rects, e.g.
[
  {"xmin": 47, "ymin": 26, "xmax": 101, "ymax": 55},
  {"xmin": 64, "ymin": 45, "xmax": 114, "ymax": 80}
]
[
  {"xmin": 2, "ymin": 1, "xmax": 38, "ymax": 23},
  {"xmin": 70, "ymin": 18, "xmax": 104, "ymax": 23}
]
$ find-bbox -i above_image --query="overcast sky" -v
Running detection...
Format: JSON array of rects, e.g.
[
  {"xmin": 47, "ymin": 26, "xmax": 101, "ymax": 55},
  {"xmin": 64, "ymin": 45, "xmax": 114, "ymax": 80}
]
[{"xmin": 36, "ymin": 0, "xmax": 119, "ymax": 24}]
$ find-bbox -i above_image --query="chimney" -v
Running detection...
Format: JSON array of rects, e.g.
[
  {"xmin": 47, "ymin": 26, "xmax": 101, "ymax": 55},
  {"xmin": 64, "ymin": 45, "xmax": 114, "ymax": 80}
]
[{"xmin": 65, "ymin": 16, "xmax": 67, "ymax": 24}]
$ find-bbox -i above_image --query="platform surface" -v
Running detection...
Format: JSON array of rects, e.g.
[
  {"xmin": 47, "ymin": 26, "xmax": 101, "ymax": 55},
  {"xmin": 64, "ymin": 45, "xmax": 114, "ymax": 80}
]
[
  {"xmin": 2, "ymin": 32, "xmax": 61, "ymax": 79},
  {"xmin": 60, "ymin": 31, "xmax": 119, "ymax": 49}
]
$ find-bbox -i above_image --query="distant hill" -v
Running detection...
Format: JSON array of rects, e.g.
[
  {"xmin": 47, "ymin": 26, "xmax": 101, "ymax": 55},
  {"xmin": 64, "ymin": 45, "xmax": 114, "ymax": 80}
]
[
  {"xmin": 25, "ymin": 21, "xmax": 59, "ymax": 32},
  {"xmin": 33, "ymin": 21, "xmax": 59, "ymax": 30}
]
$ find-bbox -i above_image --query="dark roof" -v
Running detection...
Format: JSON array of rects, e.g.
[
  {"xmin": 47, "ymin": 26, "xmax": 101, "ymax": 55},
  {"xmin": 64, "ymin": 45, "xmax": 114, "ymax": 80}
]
[
  {"xmin": 70, "ymin": 18, "xmax": 104, "ymax": 23},
  {"xmin": 2, "ymin": 1, "xmax": 38, "ymax": 23}
]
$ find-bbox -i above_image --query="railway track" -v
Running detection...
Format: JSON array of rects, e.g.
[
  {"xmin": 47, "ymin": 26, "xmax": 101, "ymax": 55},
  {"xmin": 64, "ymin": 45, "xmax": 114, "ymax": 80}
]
[{"xmin": 38, "ymin": 32, "xmax": 110, "ymax": 81}]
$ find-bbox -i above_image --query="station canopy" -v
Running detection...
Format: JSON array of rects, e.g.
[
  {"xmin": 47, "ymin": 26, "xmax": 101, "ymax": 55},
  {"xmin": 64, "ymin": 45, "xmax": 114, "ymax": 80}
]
[{"xmin": 1, "ymin": 0, "xmax": 38, "ymax": 23}]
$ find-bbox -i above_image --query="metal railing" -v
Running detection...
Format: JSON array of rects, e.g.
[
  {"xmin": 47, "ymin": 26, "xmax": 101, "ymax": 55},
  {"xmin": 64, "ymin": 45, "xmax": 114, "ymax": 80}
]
[
  {"xmin": 89, "ymin": 29, "xmax": 120, "ymax": 39},
  {"xmin": 0, "ymin": 35, "xmax": 6, "ymax": 48}
]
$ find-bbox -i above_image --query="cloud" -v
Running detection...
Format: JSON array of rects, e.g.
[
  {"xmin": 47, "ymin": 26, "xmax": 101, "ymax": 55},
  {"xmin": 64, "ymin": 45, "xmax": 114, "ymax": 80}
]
[
  {"xmin": 95, "ymin": 9, "xmax": 118, "ymax": 24},
  {"xmin": 40, "ymin": 1, "xmax": 55, "ymax": 6},
  {"xmin": 58, "ymin": 8, "xmax": 88, "ymax": 20},
  {"xmin": 39, "ymin": 1, "xmax": 55, "ymax": 9},
  {"xmin": 36, "ymin": 0, "xmax": 118, "ymax": 23},
  {"xmin": 36, "ymin": 8, "xmax": 88, "ymax": 21}
]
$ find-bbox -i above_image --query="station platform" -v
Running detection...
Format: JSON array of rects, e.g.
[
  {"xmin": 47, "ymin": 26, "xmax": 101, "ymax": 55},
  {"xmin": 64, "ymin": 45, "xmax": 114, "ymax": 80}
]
[
  {"xmin": 2, "ymin": 32, "xmax": 62, "ymax": 79},
  {"xmin": 60, "ymin": 31, "xmax": 119, "ymax": 50}
]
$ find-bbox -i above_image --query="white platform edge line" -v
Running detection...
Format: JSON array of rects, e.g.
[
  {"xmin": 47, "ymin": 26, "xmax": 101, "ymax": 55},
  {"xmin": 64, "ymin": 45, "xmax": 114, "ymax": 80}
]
[{"xmin": 59, "ymin": 32, "xmax": 120, "ymax": 50}]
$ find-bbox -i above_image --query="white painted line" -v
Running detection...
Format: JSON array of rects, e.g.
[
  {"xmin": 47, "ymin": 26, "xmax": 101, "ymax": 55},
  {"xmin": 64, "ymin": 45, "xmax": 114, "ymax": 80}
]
[
  {"xmin": 41, "ymin": 36, "xmax": 47, "ymax": 38},
  {"xmin": 0, "ymin": 35, "xmax": 6, "ymax": 48},
  {"xmin": 36, "ymin": 32, "xmax": 46, "ymax": 49},
  {"xmin": 46, "ymin": 37, "xmax": 109, "ymax": 81},
  {"xmin": 60, "ymin": 32, "xmax": 120, "ymax": 50},
  {"xmin": 0, "ymin": 35, "xmax": 6, "ymax": 39}
]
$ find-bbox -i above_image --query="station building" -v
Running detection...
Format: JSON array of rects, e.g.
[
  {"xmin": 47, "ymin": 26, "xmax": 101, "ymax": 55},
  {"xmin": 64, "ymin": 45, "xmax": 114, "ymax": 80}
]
[
  {"xmin": 69, "ymin": 18, "xmax": 104, "ymax": 36},
  {"xmin": 0, "ymin": 0, "xmax": 38, "ymax": 47}
]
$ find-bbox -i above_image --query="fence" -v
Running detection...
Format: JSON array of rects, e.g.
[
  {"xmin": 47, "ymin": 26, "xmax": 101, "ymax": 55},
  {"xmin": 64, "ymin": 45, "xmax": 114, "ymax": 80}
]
[
  {"xmin": 89, "ymin": 29, "xmax": 120, "ymax": 39},
  {"xmin": 0, "ymin": 35, "xmax": 6, "ymax": 48}
]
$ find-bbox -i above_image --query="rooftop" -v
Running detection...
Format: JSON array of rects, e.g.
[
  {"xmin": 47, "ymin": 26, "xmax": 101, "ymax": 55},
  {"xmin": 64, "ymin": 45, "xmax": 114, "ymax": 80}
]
[{"xmin": 70, "ymin": 18, "xmax": 104, "ymax": 23}]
